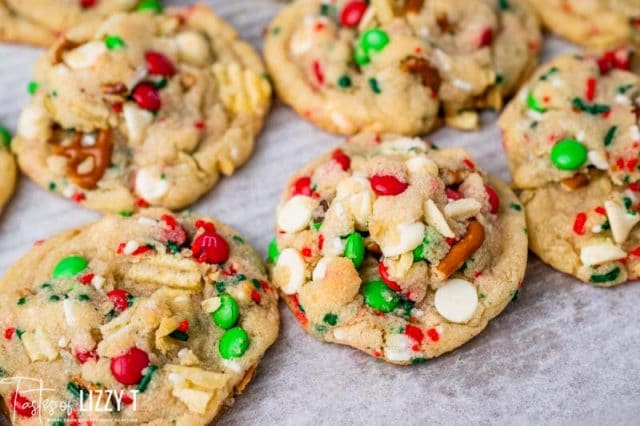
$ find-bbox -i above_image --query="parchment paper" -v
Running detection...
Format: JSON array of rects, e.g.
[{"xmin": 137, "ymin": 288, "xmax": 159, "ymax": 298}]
[{"xmin": 0, "ymin": 1, "xmax": 639, "ymax": 425}]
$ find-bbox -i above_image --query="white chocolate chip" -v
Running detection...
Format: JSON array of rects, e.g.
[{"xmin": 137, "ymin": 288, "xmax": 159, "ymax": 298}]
[
  {"xmin": 18, "ymin": 102, "xmax": 51, "ymax": 140},
  {"xmin": 604, "ymin": 200, "xmax": 640, "ymax": 244},
  {"xmin": 631, "ymin": 125, "xmax": 640, "ymax": 142},
  {"xmin": 383, "ymin": 334, "xmax": 414, "ymax": 362},
  {"xmin": 277, "ymin": 196, "xmax": 316, "ymax": 233},
  {"xmin": 588, "ymin": 150, "xmax": 609, "ymax": 170},
  {"xmin": 444, "ymin": 198, "xmax": 482, "ymax": 219},
  {"xmin": 273, "ymin": 248, "xmax": 306, "ymax": 295},
  {"xmin": 312, "ymin": 257, "xmax": 332, "ymax": 282},
  {"xmin": 580, "ymin": 240, "xmax": 626, "ymax": 266},
  {"xmin": 336, "ymin": 177, "xmax": 372, "ymax": 230},
  {"xmin": 379, "ymin": 137, "xmax": 426, "ymax": 155},
  {"xmin": 63, "ymin": 41, "xmax": 107, "ymax": 69},
  {"xmin": 323, "ymin": 236, "xmax": 346, "ymax": 257},
  {"xmin": 123, "ymin": 102, "xmax": 154, "ymax": 145},
  {"xmin": 135, "ymin": 167, "xmax": 169, "ymax": 201},
  {"xmin": 381, "ymin": 222, "xmax": 425, "ymax": 257},
  {"xmin": 434, "ymin": 278, "xmax": 478, "ymax": 323},
  {"xmin": 201, "ymin": 297, "xmax": 222, "ymax": 313},
  {"xmin": 424, "ymin": 199, "xmax": 455, "ymax": 238},
  {"xmin": 176, "ymin": 31, "xmax": 211, "ymax": 66},
  {"xmin": 406, "ymin": 156, "xmax": 438, "ymax": 177}
]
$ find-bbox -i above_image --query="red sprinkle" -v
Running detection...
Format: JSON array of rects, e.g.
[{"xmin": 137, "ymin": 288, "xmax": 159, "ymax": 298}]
[
  {"xmin": 121, "ymin": 394, "xmax": 133, "ymax": 405},
  {"xmin": 478, "ymin": 28, "xmax": 494, "ymax": 47},
  {"xmin": 145, "ymin": 51, "xmax": 176, "ymax": 77},
  {"xmin": 427, "ymin": 327, "xmax": 440, "ymax": 342},
  {"xmin": 485, "ymin": 185, "xmax": 500, "ymax": 214},
  {"xmin": 585, "ymin": 78, "xmax": 596, "ymax": 101},
  {"xmin": 292, "ymin": 176, "xmax": 313, "ymax": 197},
  {"xmin": 463, "ymin": 159, "xmax": 475, "ymax": 169},
  {"xmin": 331, "ymin": 149, "xmax": 351, "ymax": 171},
  {"xmin": 112, "ymin": 103, "xmax": 123, "ymax": 113},
  {"xmin": 71, "ymin": 192, "xmax": 85, "ymax": 203},
  {"xmin": 10, "ymin": 392, "xmax": 36, "ymax": 418},
  {"xmin": 339, "ymin": 1, "xmax": 368, "ymax": 28},
  {"xmin": 301, "ymin": 247, "xmax": 312, "ymax": 258},
  {"xmin": 177, "ymin": 320, "xmax": 189, "ymax": 332},
  {"xmin": 446, "ymin": 188, "xmax": 462, "ymax": 201},
  {"xmin": 573, "ymin": 212, "xmax": 587, "ymax": 235},
  {"xmin": 370, "ymin": 174, "xmax": 408, "ymax": 196},
  {"xmin": 312, "ymin": 60, "xmax": 324, "ymax": 86},
  {"xmin": 595, "ymin": 206, "xmax": 606, "ymax": 215},
  {"xmin": 404, "ymin": 324, "xmax": 425, "ymax": 344},
  {"xmin": 79, "ymin": 273, "xmax": 94, "ymax": 285},
  {"xmin": 194, "ymin": 120, "xmax": 206, "ymax": 130},
  {"xmin": 4, "ymin": 327, "xmax": 15, "ymax": 340},
  {"xmin": 74, "ymin": 348, "xmax": 98, "ymax": 364},
  {"xmin": 251, "ymin": 289, "xmax": 262, "ymax": 304},
  {"xmin": 136, "ymin": 198, "xmax": 150, "ymax": 208},
  {"xmin": 80, "ymin": 0, "xmax": 98, "ymax": 8},
  {"xmin": 378, "ymin": 262, "xmax": 402, "ymax": 292},
  {"xmin": 318, "ymin": 234, "xmax": 324, "ymax": 250},
  {"xmin": 629, "ymin": 247, "xmax": 640, "ymax": 257},
  {"xmin": 290, "ymin": 295, "xmax": 308, "ymax": 327},
  {"xmin": 132, "ymin": 82, "xmax": 161, "ymax": 112}
]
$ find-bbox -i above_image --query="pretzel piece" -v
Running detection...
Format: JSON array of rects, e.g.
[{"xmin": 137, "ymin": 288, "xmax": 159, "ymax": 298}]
[{"xmin": 434, "ymin": 219, "xmax": 485, "ymax": 280}]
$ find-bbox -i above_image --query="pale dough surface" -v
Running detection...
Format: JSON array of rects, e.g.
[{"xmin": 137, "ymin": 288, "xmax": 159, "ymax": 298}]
[
  {"xmin": 0, "ymin": 208, "xmax": 279, "ymax": 425},
  {"xmin": 269, "ymin": 134, "xmax": 528, "ymax": 364},
  {"xmin": 12, "ymin": 4, "xmax": 272, "ymax": 214},
  {"xmin": 0, "ymin": 145, "xmax": 15, "ymax": 213},
  {"xmin": 264, "ymin": 0, "xmax": 541, "ymax": 136}
]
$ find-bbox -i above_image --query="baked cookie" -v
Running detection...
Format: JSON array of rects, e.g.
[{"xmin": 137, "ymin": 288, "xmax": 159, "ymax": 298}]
[
  {"xmin": 264, "ymin": 0, "xmax": 541, "ymax": 135},
  {"xmin": 0, "ymin": 0, "xmax": 159, "ymax": 47},
  {"xmin": 0, "ymin": 126, "xmax": 16, "ymax": 213},
  {"xmin": 526, "ymin": 0, "xmax": 640, "ymax": 48},
  {"xmin": 268, "ymin": 134, "xmax": 528, "ymax": 364},
  {"xmin": 12, "ymin": 4, "xmax": 272, "ymax": 214},
  {"xmin": 500, "ymin": 49, "xmax": 640, "ymax": 285},
  {"xmin": 0, "ymin": 209, "xmax": 279, "ymax": 425}
]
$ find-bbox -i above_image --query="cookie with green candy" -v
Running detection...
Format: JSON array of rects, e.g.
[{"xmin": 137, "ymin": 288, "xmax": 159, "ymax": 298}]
[
  {"xmin": 0, "ymin": 124, "xmax": 16, "ymax": 213},
  {"xmin": 12, "ymin": 4, "xmax": 271, "ymax": 214},
  {"xmin": 264, "ymin": 0, "xmax": 541, "ymax": 135},
  {"xmin": 269, "ymin": 133, "xmax": 528, "ymax": 364},
  {"xmin": 526, "ymin": 0, "xmax": 640, "ymax": 48},
  {"xmin": 500, "ymin": 48, "xmax": 640, "ymax": 286},
  {"xmin": 0, "ymin": 208, "xmax": 279, "ymax": 424},
  {"xmin": 0, "ymin": 0, "xmax": 164, "ymax": 47}
]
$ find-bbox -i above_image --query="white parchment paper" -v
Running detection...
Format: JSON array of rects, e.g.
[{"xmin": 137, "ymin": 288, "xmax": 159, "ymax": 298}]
[{"xmin": 0, "ymin": 1, "xmax": 639, "ymax": 424}]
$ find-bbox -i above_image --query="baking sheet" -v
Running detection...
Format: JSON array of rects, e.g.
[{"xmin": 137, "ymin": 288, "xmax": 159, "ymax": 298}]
[{"xmin": 0, "ymin": 1, "xmax": 639, "ymax": 424}]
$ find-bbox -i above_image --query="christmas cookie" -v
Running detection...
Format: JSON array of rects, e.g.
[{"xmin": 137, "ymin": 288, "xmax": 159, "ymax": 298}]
[
  {"xmin": 499, "ymin": 49, "xmax": 640, "ymax": 285},
  {"xmin": 0, "ymin": 125, "xmax": 16, "ymax": 213},
  {"xmin": 264, "ymin": 0, "xmax": 541, "ymax": 135},
  {"xmin": 0, "ymin": 209, "xmax": 279, "ymax": 425},
  {"xmin": 525, "ymin": 0, "xmax": 640, "ymax": 48},
  {"xmin": 0, "ymin": 0, "xmax": 162, "ymax": 47},
  {"xmin": 268, "ymin": 134, "xmax": 528, "ymax": 364},
  {"xmin": 11, "ymin": 4, "xmax": 272, "ymax": 214}
]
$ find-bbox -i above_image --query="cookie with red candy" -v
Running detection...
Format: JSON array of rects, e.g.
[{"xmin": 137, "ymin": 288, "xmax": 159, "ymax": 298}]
[
  {"xmin": 0, "ymin": 209, "xmax": 279, "ymax": 424},
  {"xmin": 268, "ymin": 133, "xmax": 528, "ymax": 365},
  {"xmin": 500, "ymin": 49, "xmax": 640, "ymax": 286},
  {"xmin": 12, "ymin": 4, "xmax": 271, "ymax": 214}
]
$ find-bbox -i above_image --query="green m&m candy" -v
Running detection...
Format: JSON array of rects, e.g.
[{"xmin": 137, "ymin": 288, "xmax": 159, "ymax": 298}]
[
  {"xmin": 343, "ymin": 232, "xmax": 365, "ymax": 269},
  {"xmin": 550, "ymin": 138, "xmax": 587, "ymax": 170},
  {"xmin": 361, "ymin": 29, "xmax": 389, "ymax": 52},
  {"xmin": 268, "ymin": 238, "xmax": 280, "ymax": 264},
  {"xmin": 52, "ymin": 256, "xmax": 88, "ymax": 279},
  {"xmin": 219, "ymin": 327, "xmax": 249, "ymax": 359},
  {"xmin": 363, "ymin": 280, "xmax": 399, "ymax": 313},
  {"xmin": 137, "ymin": 0, "xmax": 163, "ymax": 13},
  {"xmin": 0, "ymin": 125, "xmax": 11, "ymax": 148},
  {"xmin": 212, "ymin": 294, "xmax": 240, "ymax": 329}
]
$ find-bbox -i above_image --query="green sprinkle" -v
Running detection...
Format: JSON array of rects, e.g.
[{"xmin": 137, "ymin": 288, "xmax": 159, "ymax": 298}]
[
  {"xmin": 479, "ymin": 292, "xmax": 486, "ymax": 300},
  {"xmin": 320, "ymin": 4, "xmax": 330, "ymax": 15},
  {"xmin": 313, "ymin": 221, "xmax": 323, "ymax": 231},
  {"xmin": 49, "ymin": 295, "xmax": 61, "ymax": 302},
  {"xmin": 48, "ymin": 182, "xmax": 57, "ymax": 191},
  {"xmin": 601, "ymin": 220, "xmax": 610, "ymax": 231},
  {"xmin": 215, "ymin": 281, "xmax": 226, "ymax": 293},
  {"xmin": 510, "ymin": 203, "xmax": 522, "ymax": 211},
  {"xmin": 167, "ymin": 241, "xmax": 180, "ymax": 254},
  {"xmin": 119, "ymin": 210, "xmax": 134, "ymax": 217},
  {"xmin": 154, "ymin": 77, "xmax": 168, "ymax": 89},
  {"xmin": 137, "ymin": 0, "xmax": 163, "ymax": 13},
  {"xmin": 527, "ymin": 92, "xmax": 546, "ymax": 113},
  {"xmin": 590, "ymin": 267, "xmax": 621, "ymax": 284},
  {"xmin": 104, "ymin": 34, "xmax": 126, "ymax": 50},
  {"xmin": 0, "ymin": 125, "xmax": 11, "ymax": 148},
  {"xmin": 235, "ymin": 274, "xmax": 247, "ymax": 282},
  {"xmin": 495, "ymin": 74, "xmax": 505, "ymax": 84},
  {"xmin": 0, "ymin": 367, "xmax": 7, "ymax": 377},
  {"xmin": 539, "ymin": 66, "xmax": 559, "ymax": 81},
  {"xmin": 411, "ymin": 357, "xmax": 427, "ymax": 365},
  {"xmin": 368, "ymin": 78, "xmax": 381, "ymax": 94},
  {"xmin": 271, "ymin": 26, "xmax": 281, "ymax": 36},
  {"xmin": 617, "ymin": 84, "xmax": 634, "ymax": 94},
  {"xmin": 251, "ymin": 278, "xmax": 262, "ymax": 289},
  {"xmin": 15, "ymin": 329, "xmax": 24, "ymax": 339},
  {"xmin": 27, "ymin": 81, "xmax": 39, "ymax": 95},
  {"xmin": 67, "ymin": 381, "xmax": 88, "ymax": 401},
  {"xmin": 41, "ymin": 283, "xmax": 53, "ymax": 290},
  {"xmin": 337, "ymin": 75, "xmax": 352, "ymax": 88},
  {"xmin": 268, "ymin": 238, "xmax": 280, "ymax": 264},
  {"xmin": 77, "ymin": 294, "xmax": 90, "ymax": 302},
  {"xmin": 604, "ymin": 126, "xmax": 617, "ymax": 147},
  {"xmin": 572, "ymin": 97, "xmax": 610, "ymax": 115},
  {"xmin": 136, "ymin": 365, "xmax": 158, "ymax": 393},
  {"xmin": 624, "ymin": 197, "xmax": 633, "ymax": 210},
  {"xmin": 232, "ymin": 235, "xmax": 244, "ymax": 244},
  {"xmin": 510, "ymin": 290, "xmax": 519, "ymax": 301},
  {"xmin": 52, "ymin": 418, "xmax": 65, "ymax": 426},
  {"xmin": 168, "ymin": 330, "xmax": 189, "ymax": 341},
  {"xmin": 323, "ymin": 313, "xmax": 338, "ymax": 326},
  {"xmin": 17, "ymin": 297, "xmax": 26, "ymax": 306}
]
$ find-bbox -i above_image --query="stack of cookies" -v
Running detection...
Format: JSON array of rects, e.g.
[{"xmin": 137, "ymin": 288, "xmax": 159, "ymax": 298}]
[{"xmin": 0, "ymin": 0, "xmax": 638, "ymax": 424}]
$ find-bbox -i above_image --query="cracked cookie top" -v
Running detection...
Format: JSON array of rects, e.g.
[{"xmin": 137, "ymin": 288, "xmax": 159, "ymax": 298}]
[
  {"xmin": 264, "ymin": 0, "xmax": 540, "ymax": 136},
  {"xmin": 0, "ymin": 209, "xmax": 279, "ymax": 425},
  {"xmin": 12, "ymin": 4, "xmax": 272, "ymax": 214},
  {"xmin": 268, "ymin": 134, "xmax": 527, "ymax": 364},
  {"xmin": 526, "ymin": 0, "xmax": 640, "ymax": 48},
  {"xmin": 0, "ymin": 0, "xmax": 152, "ymax": 46}
]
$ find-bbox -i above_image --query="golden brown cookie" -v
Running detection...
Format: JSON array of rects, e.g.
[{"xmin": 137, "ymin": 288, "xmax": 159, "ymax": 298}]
[
  {"xmin": 500, "ymin": 48, "xmax": 640, "ymax": 286},
  {"xmin": 264, "ymin": 0, "xmax": 541, "ymax": 135},
  {"xmin": 0, "ymin": 126, "xmax": 16, "ymax": 213},
  {"xmin": 12, "ymin": 4, "xmax": 272, "ymax": 214},
  {"xmin": 268, "ymin": 134, "xmax": 528, "ymax": 364},
  {"xmin": 0, "ymin": 209, "xmax": 279, "ymax": 424}
]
